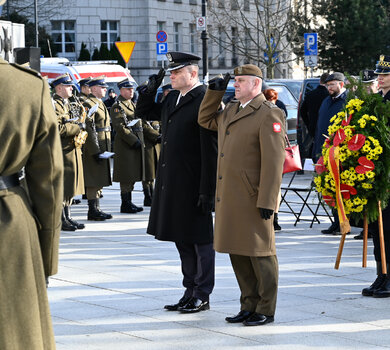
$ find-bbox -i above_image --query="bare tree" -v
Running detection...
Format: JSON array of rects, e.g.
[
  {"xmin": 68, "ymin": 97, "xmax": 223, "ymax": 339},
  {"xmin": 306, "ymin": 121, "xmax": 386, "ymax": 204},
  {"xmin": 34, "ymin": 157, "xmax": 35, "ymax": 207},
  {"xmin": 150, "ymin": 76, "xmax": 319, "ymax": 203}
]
[{"xmin": 206, "ymin": 0, "xmax": 300, "ymax": 78}]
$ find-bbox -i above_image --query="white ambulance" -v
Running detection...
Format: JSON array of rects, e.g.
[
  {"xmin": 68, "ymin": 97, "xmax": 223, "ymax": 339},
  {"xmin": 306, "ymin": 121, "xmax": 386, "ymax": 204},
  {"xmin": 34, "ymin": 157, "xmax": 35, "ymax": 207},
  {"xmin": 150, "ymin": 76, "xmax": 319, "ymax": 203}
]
[{"xmin": 40, "ymin": 57, "xmax": 137, "ymax": 93}]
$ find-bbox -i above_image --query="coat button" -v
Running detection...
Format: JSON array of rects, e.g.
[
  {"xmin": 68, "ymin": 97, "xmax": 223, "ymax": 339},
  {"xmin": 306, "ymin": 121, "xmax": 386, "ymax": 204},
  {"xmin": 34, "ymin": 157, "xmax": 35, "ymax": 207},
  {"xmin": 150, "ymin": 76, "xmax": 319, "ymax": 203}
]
[
  {"xmin": 218, "ymin": 175, "xmax": 222, "ymax": 180},
  {"xmin": 164, "ymin": 141, "xmax": 167, "ymax": 145},
  {"xmin": 220, "ymin": 153, "xmax": 224, "ymax": 157},
  {"xmin": 168, "ymin": 119, "xmax": 172, "ymax": 123},
  {"xmin": 226, "ymin": 130, "xmax": 230, "ymax": 135},
  {"xmin": 162, "ymin": 185, "xmax": 165, "ymax": 190},
  {"xmin": 162, "ymin": 163, "xmax": 166, "ymax": 167},
  {"xmin": 217, "ymin": 197, "xmax": 221, "ymax": 202}
]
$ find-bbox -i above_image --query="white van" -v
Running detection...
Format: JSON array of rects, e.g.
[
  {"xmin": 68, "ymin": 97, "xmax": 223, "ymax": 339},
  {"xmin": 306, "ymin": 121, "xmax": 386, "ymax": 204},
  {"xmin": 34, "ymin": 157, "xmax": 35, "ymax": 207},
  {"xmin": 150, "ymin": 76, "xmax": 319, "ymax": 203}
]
[{"xmin": 40, "ymin": 57, "xmax": 137, "ymax": 93}]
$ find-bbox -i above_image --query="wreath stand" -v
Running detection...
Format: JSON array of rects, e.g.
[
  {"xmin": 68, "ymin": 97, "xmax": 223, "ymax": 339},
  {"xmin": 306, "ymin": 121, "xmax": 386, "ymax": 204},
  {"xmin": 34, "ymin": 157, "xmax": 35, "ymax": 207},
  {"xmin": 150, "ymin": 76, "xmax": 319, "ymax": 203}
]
[{"xmin": 335, "ymin": 201, "xmax": 387, "ymax": 274}]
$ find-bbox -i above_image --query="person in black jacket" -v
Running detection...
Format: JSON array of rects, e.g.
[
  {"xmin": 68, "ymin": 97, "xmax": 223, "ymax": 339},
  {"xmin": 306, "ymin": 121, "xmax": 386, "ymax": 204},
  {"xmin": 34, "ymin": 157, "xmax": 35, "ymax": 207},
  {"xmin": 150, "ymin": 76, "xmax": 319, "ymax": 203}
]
[
  {"xmin": 135, "ymin": 52, "xmax": 218, "ymax": 313},
  {"xmin": 362, "ymin": 55, "xmax": 390, "ymax": 298},
  {"xmin": 300, "ymin": 72, "xmax": 329, "ymax": 160}
]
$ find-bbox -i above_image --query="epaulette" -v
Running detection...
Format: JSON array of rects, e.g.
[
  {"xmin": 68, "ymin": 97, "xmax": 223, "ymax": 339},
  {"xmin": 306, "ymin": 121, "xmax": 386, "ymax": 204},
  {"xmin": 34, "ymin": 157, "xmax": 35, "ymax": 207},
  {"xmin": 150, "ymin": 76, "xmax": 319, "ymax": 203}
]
[
  {"xmin": 10, "ymin": 62, "xmax": 42, "ymax": 79},
  {"xmin": 263, "ymin": 100, "xmax": 277, "ymax": 109}
]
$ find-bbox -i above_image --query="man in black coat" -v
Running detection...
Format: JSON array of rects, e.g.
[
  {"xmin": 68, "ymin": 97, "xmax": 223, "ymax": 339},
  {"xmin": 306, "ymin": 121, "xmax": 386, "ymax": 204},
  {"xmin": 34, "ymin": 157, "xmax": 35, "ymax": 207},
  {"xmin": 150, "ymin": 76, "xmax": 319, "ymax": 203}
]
[
  {"xmin": 362, "ymin": 55, "xmax": 390, "ymax": 298},
  {"xmin": 135, "ymin": 52, "xmax": 218, "ymax": 313}
]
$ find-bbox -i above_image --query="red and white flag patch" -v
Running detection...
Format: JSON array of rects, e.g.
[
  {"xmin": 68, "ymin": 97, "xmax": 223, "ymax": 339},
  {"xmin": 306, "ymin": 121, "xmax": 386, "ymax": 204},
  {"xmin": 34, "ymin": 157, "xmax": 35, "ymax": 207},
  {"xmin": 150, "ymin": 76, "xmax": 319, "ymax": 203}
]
[{"xmin": 273, "ymin": 122, "xmax": 281, "ymax": 133}]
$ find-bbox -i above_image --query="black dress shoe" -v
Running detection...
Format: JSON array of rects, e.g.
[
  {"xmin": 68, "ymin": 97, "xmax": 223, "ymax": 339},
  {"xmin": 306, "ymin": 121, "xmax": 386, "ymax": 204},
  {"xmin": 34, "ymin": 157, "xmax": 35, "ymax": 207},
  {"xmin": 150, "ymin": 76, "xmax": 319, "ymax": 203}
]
[
  {"xmin": 354, "ymin": 230, "xmax": 373, "ymax": 240},
  {"xmin": 321, "ymin": 222, "xmax": 339, "ymax": 234},
  {"xmin": 243, "ymin": 313, "xmax": 274, "ymax": 326},
  {"xmin": 164, "ymin": 296, "xmax": 191, "ymax": 311},
  {"xmin": 178, "ymin": 298, "xmax": 210, "ymax": 313},
  {"xmin": 225, "ymin": 310, "xmax": 253, "ymax": 323}
]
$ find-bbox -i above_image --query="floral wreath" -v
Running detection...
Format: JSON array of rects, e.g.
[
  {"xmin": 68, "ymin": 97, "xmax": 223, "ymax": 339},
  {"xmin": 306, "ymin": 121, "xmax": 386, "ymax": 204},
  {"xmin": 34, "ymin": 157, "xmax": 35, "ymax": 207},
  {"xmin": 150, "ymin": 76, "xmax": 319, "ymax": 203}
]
[{"xmin": 314, "ymin": 86, "xmax": 390, "ymax": 226}]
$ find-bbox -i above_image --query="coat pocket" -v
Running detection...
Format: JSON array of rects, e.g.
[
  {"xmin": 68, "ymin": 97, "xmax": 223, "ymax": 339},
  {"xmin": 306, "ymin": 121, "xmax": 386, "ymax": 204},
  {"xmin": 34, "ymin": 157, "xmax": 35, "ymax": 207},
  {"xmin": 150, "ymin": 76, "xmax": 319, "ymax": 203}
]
[{"xmin": 240, "ymin": 170, "xmax": 257, "ymax": 197}]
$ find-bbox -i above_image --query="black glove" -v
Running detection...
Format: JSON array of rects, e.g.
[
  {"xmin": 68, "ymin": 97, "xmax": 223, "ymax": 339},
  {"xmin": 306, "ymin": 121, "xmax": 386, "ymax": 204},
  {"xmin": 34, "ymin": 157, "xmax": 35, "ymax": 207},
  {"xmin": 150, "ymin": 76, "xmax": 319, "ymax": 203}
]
[
  {"xmin": 208, "ymin": 72, "xmax": 231, "ymax": 91},
  {"xmin": 197, "ymin": 194, "xmax": 214, "ymax": 215},
  {"xmin": 132, "ymin": 140, "xmax": 142, "ymax": 149},
  {"xmin": 78, "ymin": 122, "xmax": 86, "ymax": 130},
  {"xmin": 155, "ymin": 135, "xmax": 162, "ymax": 144},
  {"xmin": 146, "ymin": 68, "xmax": 165, "ymax": 94},
  {"xmin": 93, "ymin": 152, "xmax": 103, "ymax": 162},
  {"xmin": 259, "ymin": 208, "xmax": 274, "ymax": 220}
]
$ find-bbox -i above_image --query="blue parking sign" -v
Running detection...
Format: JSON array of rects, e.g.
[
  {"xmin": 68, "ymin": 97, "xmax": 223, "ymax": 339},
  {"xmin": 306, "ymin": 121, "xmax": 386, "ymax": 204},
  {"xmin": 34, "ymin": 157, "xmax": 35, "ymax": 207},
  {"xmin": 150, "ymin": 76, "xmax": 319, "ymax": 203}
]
[
  {"xmin": 156, "ymin": 43, "xmax": 168, "ymax": 55},
  {"xmin": 304, "ymin": 33, "xmax": 318, "ymax": 56}
]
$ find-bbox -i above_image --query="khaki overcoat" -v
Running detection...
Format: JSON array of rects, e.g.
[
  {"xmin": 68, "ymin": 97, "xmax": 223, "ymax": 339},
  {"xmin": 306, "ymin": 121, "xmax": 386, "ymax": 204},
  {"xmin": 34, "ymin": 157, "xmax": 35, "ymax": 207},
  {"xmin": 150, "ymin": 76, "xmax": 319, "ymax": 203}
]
[
  {"xmin": 0, "ymin": 58, "xmax": 63, "ymax": 349},
  {"xmin": 83, "ymin": 95, "xmax": 112, "ymax": 187},
  {"xmin": 53, "ymin": 94, "xmax": 84, "ymax": 198},
  {"xmin": 198, "ymin": 89, "xmax": 285, "ymax": 257},
  {"xmin": 143, "ymin": 121, "xmax": 161, "ymax": 181}
]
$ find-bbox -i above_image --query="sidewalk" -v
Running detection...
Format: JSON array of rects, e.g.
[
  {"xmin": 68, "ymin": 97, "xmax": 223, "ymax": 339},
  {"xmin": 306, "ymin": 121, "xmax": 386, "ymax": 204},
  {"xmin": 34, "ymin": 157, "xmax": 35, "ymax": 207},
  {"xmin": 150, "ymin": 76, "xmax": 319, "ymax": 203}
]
[{"xmin": 50, "ymin": 172, "xmax": 390, "ymax": 350}]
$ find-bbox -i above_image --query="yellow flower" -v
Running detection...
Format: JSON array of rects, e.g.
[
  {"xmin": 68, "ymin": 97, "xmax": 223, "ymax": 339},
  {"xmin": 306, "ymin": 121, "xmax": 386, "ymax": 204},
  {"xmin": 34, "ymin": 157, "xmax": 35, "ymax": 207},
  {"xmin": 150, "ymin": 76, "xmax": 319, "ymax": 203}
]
[
  {"xmin": 362, "ymin": 183, "xmax": 373, "ymax": 189},
  {"xmin": 370, "ymin": 116, "xmax": 377, "ymax": 121},
  {"xmin": 357, "ymin": 174, "xmax": 365, "ymax": 181},
  {"xmin": 366, "ymin": 171, "xmax": 375, "ymax": 179}
]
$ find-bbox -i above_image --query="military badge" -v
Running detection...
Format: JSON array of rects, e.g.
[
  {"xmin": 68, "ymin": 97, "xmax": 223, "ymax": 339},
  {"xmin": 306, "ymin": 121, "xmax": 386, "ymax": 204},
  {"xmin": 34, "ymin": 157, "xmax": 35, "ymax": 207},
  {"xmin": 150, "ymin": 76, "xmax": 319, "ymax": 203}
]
[
  {"xmin": 166, "ymin": 53, "xmax": 172, "ymax": 62},
  {"xmin": 273, "ymin": 123, "xmax": 281, "ymax": 133}
]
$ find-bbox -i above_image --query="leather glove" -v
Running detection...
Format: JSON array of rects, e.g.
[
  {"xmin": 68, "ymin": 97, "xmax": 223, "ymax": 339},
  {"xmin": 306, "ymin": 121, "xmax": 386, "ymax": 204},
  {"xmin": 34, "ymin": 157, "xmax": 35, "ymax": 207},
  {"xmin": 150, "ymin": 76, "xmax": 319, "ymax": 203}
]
[
  {"xmin": 259, "ymin": 208, "xmax": 274, "ymax": 220},
  {"xmin": 78, "ymin": 122, "xmax": 86, "ymax": 130},
  {"xmin": 132, "ymin": 140, "xmax": 142, "ymax": 149},
  {"xmin": 146, "ymin": 68, "xmax": 165, "ymax": 94},
  {"xmin": 208, "ymin": 72, "xmax": 231, "ymax": 91},
  {"xmin": 197, "ymin": 194, "xmax": 214, "ymax": 215},
  {"xmin": 93, "ymin": 152, "xmax": 103, "ymax": 163}
]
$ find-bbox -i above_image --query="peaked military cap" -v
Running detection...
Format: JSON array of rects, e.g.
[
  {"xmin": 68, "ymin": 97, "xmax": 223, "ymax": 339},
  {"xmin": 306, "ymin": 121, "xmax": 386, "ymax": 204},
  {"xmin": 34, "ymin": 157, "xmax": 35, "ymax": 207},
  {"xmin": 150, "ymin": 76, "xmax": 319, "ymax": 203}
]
[
  {"xmin": 234, "ymin": 64, "xmax": 263, "ymax": 78},
  {"xmin": 88, "ymin": 76, "xmax": 109, "ymax": 87},
  {"xmin": 362, "ymin": 70, "xmax": 377, "ymax": 83},
  {"xmin": 51, "ymin": 73, "xmax": 73, "ymax": 87},
  {"xmin": 325, "ymin": 72, "xmax": 345, "ymax": 83},
  {"xmin": 117, "ymin": 78, "xmax": 134, "ymax": 89},
  {"xmin": 374, "ymin": 55, "xmax": 390, "ymax": 74},
  {"xmin": 78, "ymin": 77, "xmax": 92, "ymax": 87},
  {"xmin": 166, "ymin": 51, "xmax": 201, "ymax": 71}
]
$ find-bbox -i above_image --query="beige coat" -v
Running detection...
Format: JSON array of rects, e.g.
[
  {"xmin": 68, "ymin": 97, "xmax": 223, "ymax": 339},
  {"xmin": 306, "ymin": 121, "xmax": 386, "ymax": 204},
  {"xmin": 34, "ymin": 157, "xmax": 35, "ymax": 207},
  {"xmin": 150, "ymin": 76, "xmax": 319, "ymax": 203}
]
[
  {"xmin": 0, "ymin": 58, "xmax": 63, "ymax": 349},
  {"xmin": 198, "ymin": 89, "xmax": 285, "ymax": 257},
  {"xmin": 53, "ymin": 94, "xmax": 84, "ymax": 198}
]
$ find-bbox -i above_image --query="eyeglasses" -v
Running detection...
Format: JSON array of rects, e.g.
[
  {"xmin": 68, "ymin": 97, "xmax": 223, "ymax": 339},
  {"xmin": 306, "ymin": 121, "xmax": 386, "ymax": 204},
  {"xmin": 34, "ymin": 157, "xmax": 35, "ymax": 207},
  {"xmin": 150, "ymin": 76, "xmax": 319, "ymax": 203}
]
[{"xmin": 326, "ymin": 82, "xmax": 339, "ymax": 88}]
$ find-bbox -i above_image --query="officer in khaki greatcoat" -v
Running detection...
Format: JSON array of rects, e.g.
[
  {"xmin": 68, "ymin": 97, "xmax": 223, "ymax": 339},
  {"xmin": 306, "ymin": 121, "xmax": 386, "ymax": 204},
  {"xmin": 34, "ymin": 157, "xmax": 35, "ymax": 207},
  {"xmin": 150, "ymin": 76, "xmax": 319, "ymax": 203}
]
[
  {"xmin": 52, "ymin": 74, "xmax": 86, "ymax": 231},
  {"xmin": 77, "ymin": 77, "xmax": 92, "ymax": 102},
  {"xmin": 110, "ymin": 78, "xmax": 160, "ymax": 212},
  {"xmin": 0, "ymin": 55, "xmax": 63, "ymax": 350},
  {"xmin": 198, "ymin": 64, "xmax": 286, "ymax": 326},
  {"xmin": 83, "ymin": 76, "xmax": 113, "ymax": 220}
]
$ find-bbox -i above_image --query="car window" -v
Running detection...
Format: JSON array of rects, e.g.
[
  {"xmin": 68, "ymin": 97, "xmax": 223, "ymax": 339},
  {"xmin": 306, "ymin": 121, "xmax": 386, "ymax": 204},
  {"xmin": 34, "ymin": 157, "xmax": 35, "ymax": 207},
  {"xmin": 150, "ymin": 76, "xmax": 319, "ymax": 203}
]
[
  {"xmin": 268, "ymin": 84, "xmax": 297, "ymax": 106},
  {"xmin": 304, "ymin": 81, "xmax": 320, "ymax": 97}
]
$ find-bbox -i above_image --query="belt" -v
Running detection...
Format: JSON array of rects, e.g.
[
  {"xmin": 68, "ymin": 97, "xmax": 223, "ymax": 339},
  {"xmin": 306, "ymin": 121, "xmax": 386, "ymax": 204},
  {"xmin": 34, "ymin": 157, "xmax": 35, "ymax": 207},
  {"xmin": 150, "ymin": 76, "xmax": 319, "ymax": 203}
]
[
  {"xmin": 0, "ymin": 173, "xmax": 20, "ymax": 190},
  {"xmin": 96, "ymin": 126, "xmax": 111, "ymax": 132}
]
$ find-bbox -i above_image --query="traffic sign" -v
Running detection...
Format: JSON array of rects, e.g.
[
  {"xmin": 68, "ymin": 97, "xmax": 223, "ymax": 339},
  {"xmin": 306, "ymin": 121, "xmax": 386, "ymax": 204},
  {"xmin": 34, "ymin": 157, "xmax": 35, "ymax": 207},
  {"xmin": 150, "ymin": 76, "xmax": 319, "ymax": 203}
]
[
  {"xmin": 156, "ymin": 42, "xmax": 168, "ymax": 55},
  {"xmin": 196, "ymin": 16, "xmax": 206, "ymax": 31},
  {"xmin": 114, "ymin": 41, "xmax": 136, "ymax": 64},
  {"xmin": 304, "ymin": 33, "xmax": 318, "ymax": 56},
  {"xmin": 156, "ymin": 31, "xmax": 167, "ymax": 43},
  {"xmin": 304, "ymin": 55, "xmax": 317, "ymax": 67}
]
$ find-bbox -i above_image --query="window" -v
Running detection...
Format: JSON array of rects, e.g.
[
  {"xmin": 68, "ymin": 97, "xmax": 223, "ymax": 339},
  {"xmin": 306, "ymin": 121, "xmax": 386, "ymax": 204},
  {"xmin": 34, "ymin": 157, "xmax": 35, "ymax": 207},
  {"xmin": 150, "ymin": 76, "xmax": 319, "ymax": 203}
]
[
  {"xmin": 231, "ymin": 0, "xmax": 239, "ymax": 10},
  {"xmin": 244, "ymin": 0, "xmax": 250, "ymax": 11},
  {"xmin": 174, "ymin": 22, "xmax": 182, "ymax": 51},
  {"xmin": 218, "ymin": 27, "xmax": 226, "ymax": 67},
  {"xmin": 157, "ymin": 21, "xmax": 165, "ymax": 32},
  {"xmin": 217, "ymin": 0, "xmax": 224, "ymax": 8},
  {"xmin": 232, "ymin": 27, "xmax": 238, "ymax": 66},
  {"xmin": 101, "ymin": 20, "xmax": 119, "ymax": 48},
  {"xmin": 189, "ymin": 23, "xmax": 197, "ymax": 53},
  {"xmin": 208, "ymin": 25, "xmax": 213, "ymax": 68},
  {"xmin": 51, "ymin": 20, "xmax": 76, "ymax": 56},
  {"xmin": 174, "ymin": 0, "xmax": 182, "ymax": 3},
  {"xmin": 189, "ymin": 0, "xmax": 197, "ymax": 4}
]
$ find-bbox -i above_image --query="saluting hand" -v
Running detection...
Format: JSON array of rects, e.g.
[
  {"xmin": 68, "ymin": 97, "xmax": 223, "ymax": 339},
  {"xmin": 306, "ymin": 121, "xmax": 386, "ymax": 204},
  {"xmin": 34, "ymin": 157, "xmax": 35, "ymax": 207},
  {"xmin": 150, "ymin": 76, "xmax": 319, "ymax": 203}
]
[
  {"xmin": 208, "ymin": 72, "xmax": 231, "ymax": 91},
  {"xmin": 259, "ymin": 208, "xmax": 274, "ymax": 220},
  {"xmin": 146, "ymin": 68, "xmax": 166, "ymax": 94}
]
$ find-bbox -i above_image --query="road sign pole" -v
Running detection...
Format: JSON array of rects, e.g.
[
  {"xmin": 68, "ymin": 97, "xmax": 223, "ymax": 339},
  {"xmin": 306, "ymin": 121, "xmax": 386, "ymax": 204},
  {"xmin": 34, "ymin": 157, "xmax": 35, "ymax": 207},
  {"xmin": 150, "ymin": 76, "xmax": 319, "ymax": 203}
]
[{"xmin": 201, "ymin": 0, "xmax": 208, "ymax": 82}]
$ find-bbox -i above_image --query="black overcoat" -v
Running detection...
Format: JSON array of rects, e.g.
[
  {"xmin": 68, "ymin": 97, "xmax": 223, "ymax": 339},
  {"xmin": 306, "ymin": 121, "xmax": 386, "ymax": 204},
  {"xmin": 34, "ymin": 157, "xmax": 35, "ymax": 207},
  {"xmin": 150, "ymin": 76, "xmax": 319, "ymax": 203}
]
[{"xmin": 136, "ymin": 85, "xmax": 217, "ymax": 244}]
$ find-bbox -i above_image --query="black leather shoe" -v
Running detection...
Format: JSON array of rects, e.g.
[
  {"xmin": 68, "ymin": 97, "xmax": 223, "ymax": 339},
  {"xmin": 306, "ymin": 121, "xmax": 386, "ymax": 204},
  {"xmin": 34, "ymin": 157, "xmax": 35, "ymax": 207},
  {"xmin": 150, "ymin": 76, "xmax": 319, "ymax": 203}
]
[
  {"xmin": 225, "ymin": 310, "xmax": 253, "ymax": 323},
  {"xmin": 243, "ymin": 313, "xmax": 274, "ymax": 326},
  {"xmin": 321, "ymin": 222, "xmax": 339, "ymax": 234},
  {"xmin": 178, "ymin": 298, "xmax": 210, "ymax": 313},
  {"xmin": 164, "ymin": 296, "xmax": 191, "ymax": 311},
  {"xmin": 373, "ymin": 276, "xmax": 390, "ymax": 298},
  {"xmin": 354, "ymin": 230, "xmax": 373, "ymax": 240}
]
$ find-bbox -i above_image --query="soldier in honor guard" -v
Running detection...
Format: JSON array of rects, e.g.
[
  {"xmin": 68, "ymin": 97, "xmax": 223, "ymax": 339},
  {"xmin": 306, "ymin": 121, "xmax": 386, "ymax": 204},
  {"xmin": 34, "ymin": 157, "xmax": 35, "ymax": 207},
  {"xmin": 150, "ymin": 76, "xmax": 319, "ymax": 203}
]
[
  {"xmin": 1, "ymin": 53, "xmax": 63, "ymax": 349},
  {"xmin": 77, "ymin": 77, "xmax": 92, "ymax": 102},
  {"xmin": 52, "ymin": 74, "xmax": 86, "ymax": 231},
  {"xmin": 82, "ymin": 76, "xmax": 113, "ymax": 221},
  {"xmin": 136, "ymin": 52, "xmax": 218, "ymax": 313},
  {"xmin": 110, "ymin": 78, "xmax": 159, "ymax": 213}
]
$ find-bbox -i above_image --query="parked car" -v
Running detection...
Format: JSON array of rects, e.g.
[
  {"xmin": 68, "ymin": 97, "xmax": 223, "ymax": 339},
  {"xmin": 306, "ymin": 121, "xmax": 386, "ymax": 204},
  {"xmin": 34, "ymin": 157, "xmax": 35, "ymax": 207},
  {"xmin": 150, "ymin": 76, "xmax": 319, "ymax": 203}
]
[
  {"xmin": 266, "ymin": 79, "xmax": 303, "ymax": 101},
  {"xmin": 297, "ymin": 78, "xmax": 321, "ymax": 159}
]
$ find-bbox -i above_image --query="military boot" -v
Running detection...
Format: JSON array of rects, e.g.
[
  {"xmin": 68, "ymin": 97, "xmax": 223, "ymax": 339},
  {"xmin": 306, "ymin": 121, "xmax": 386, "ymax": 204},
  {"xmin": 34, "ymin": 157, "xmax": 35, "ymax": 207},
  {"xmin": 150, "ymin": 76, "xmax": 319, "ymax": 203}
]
[
  {"xmin": 143, "ymin": 186, "xmax": 152, "ymax": 206},
  {"xmin": 65, "ymin": 205, "xmax": 85, "ymax": 229},
  {"xmin": 273, "ymin": 213, "xmax": 281, "ymax": 231},
  {"xmin": 362, "ymin": 261, "xmax": 386, "ymax": 296},
  {"xmin": 87, "ymin": 199, "xmax": 107, "ymax": 221},
  {"xmin": 129, "ymin": 192, "xmax": 143, "ymax": 212},
  {"xmin": 96, "ymin": 198, "xmax": 112, "ymax": 219},
  {"xmin": 373, "ymin": 264, "xmax": 390, "ymax": 298},
  {"xmin": 120, "ymin": 192, "xmax": 138, "ymax": 213},
  {"xmin": 61, "ymin": 208, "xmax": 77, "ymax": 231}
]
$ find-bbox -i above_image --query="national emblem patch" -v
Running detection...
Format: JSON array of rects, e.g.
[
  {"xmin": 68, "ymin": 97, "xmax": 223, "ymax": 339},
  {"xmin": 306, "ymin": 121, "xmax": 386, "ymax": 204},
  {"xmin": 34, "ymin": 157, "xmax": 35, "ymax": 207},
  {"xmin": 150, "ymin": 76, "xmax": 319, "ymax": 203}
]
[{"xmin": 273, "ymin": 122, "xmax": 281, "ymax": 133}]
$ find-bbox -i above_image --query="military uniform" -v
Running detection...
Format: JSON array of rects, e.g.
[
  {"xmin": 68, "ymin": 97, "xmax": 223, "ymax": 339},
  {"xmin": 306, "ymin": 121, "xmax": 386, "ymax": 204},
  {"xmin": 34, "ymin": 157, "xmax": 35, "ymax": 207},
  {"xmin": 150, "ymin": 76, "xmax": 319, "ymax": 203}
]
[
  {"xmin": 52, "ymin": 74, "xmax": 86, "ymax": 230},
  {"xmin": 0, "ymin": 57, "xmax": 63, "ymax": 349},
  {"xmin": 82, "ymin": 77, "xmax": 113, "ymax": 220}
]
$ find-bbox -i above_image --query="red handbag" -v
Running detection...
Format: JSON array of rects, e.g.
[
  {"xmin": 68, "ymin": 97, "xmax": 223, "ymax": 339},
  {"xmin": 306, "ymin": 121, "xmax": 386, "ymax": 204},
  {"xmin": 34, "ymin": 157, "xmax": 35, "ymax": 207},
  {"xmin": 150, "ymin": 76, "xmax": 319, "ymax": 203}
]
[{"xmin": 283, "ymin": 136, "xmax": 302, "ymax": 174}]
